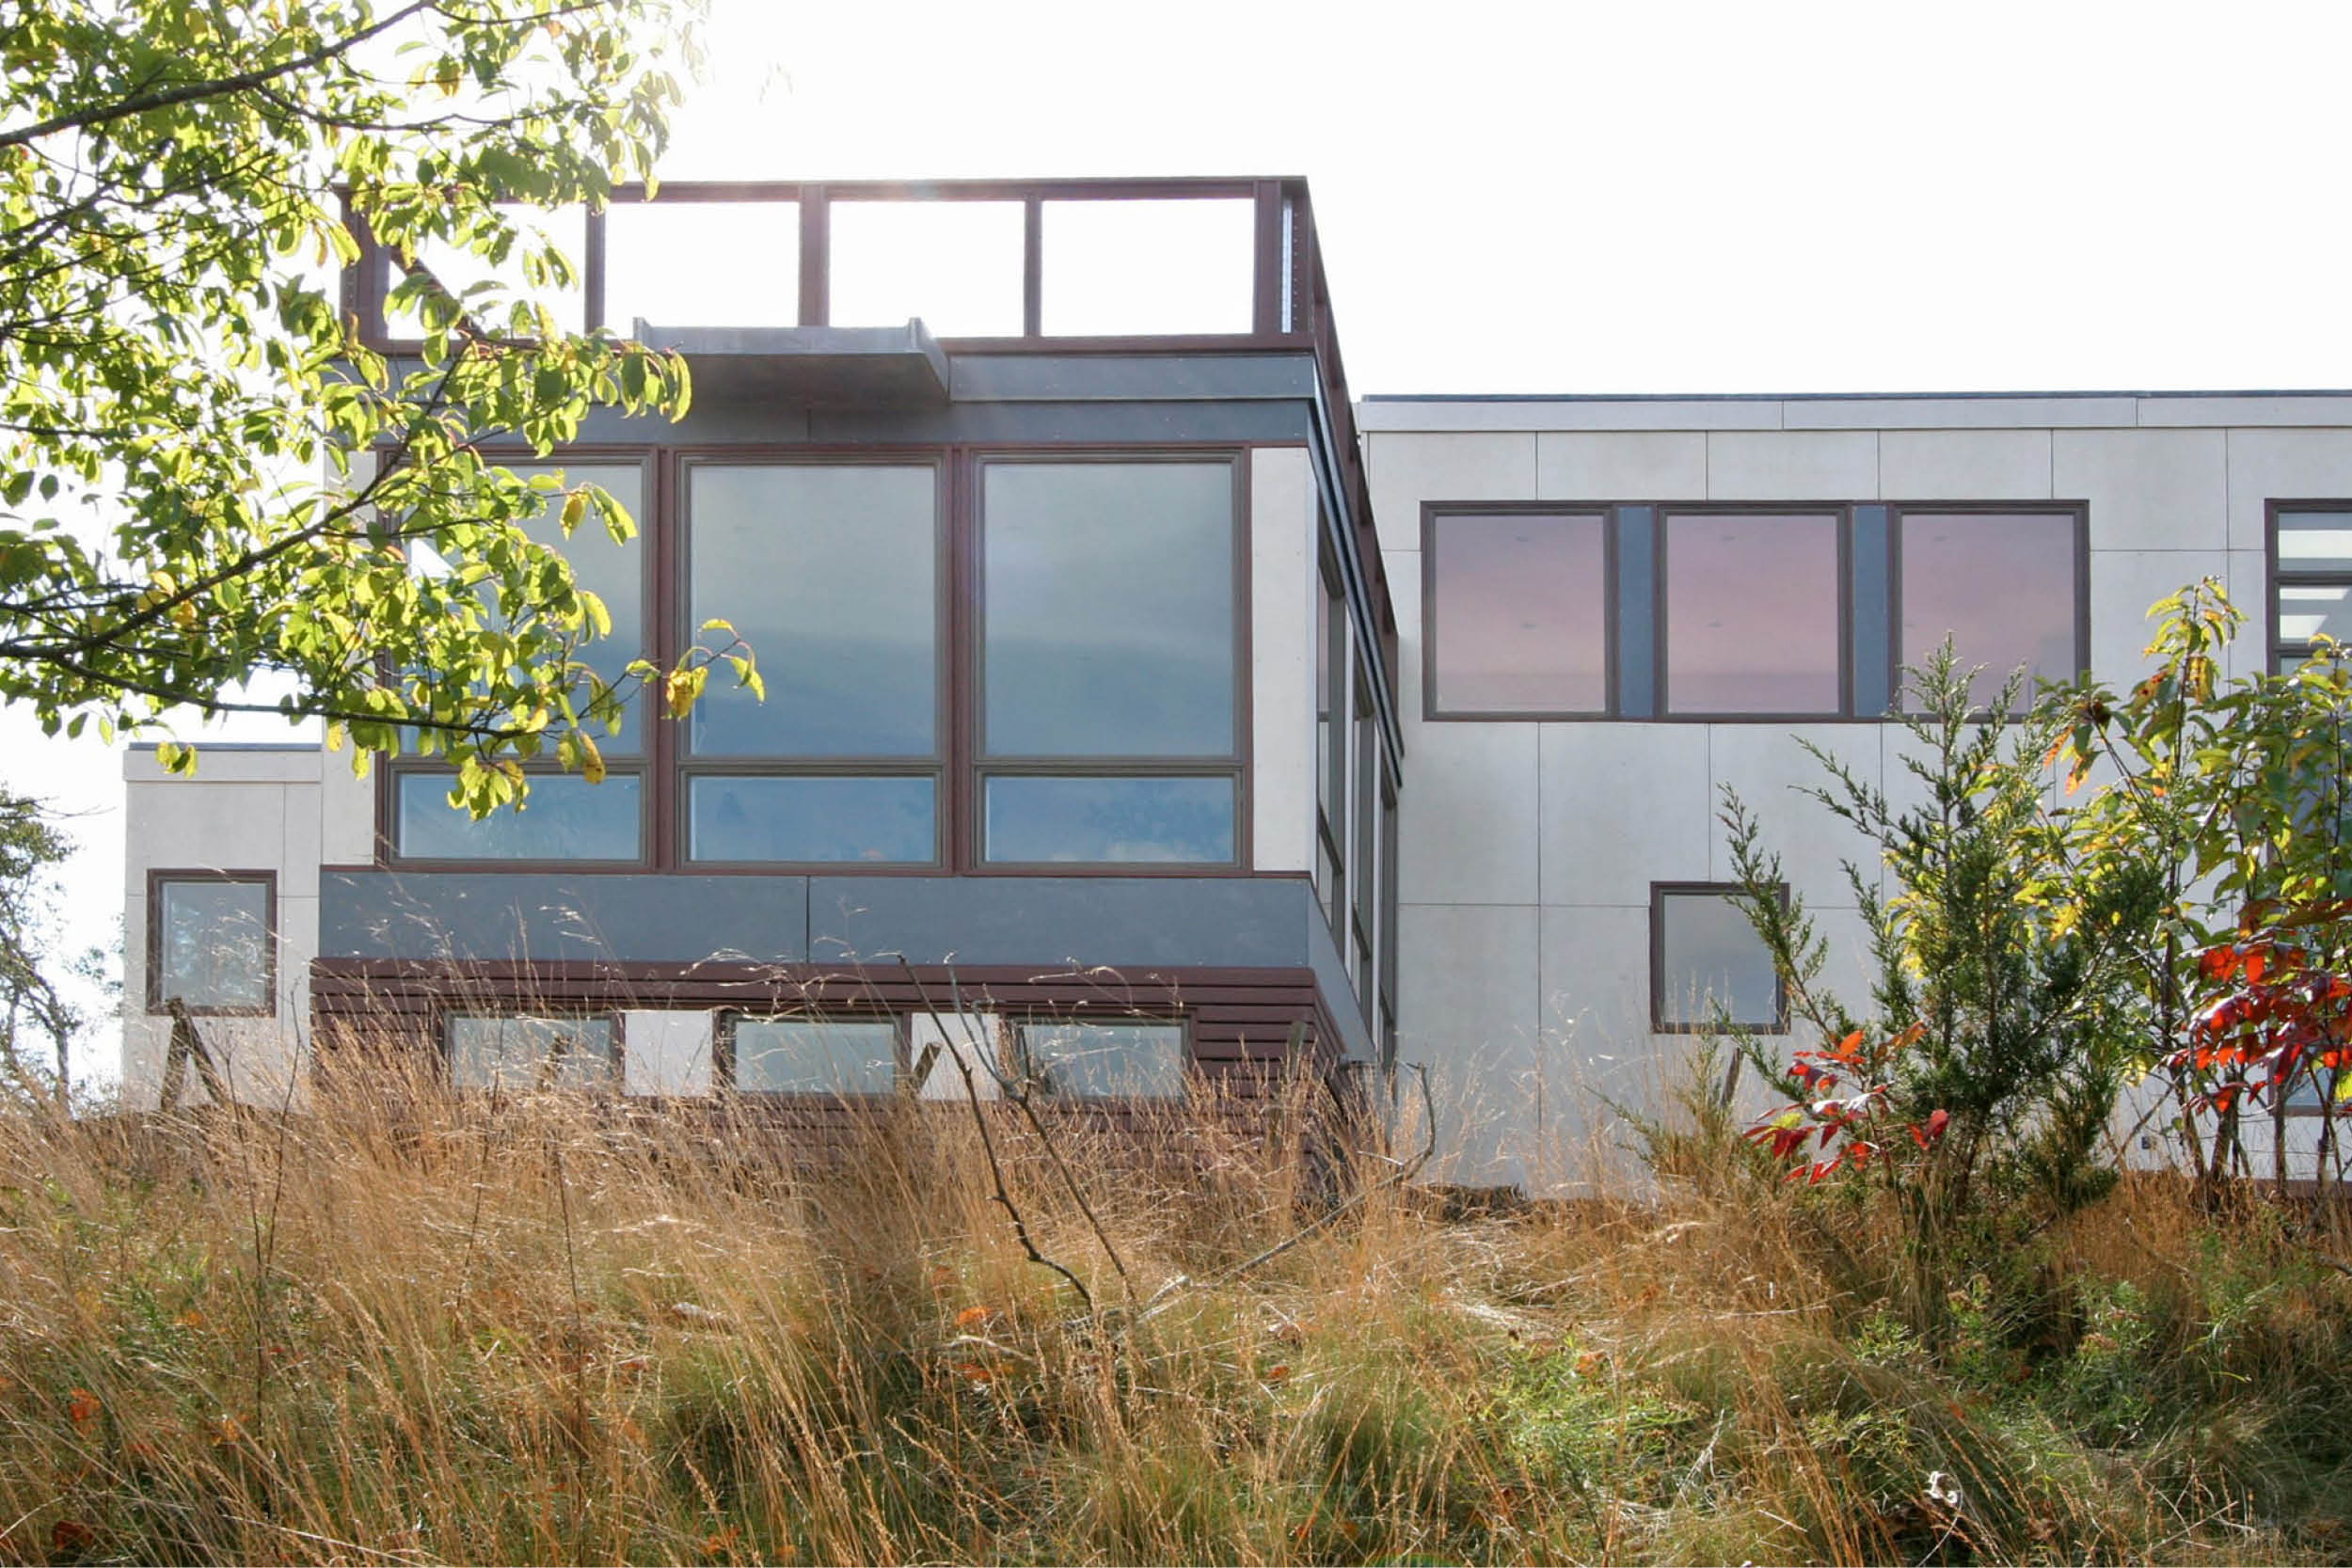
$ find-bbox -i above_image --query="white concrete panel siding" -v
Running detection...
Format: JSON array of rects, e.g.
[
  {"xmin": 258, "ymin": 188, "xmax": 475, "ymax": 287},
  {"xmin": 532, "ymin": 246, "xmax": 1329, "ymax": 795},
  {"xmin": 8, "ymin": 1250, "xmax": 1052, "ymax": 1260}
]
[
  {"xmin": 2053, "ymin": 428, "xmax": 2228, "ymax": 552},
  {"xmin": 120, "ymin": 746, "xmax": 330, "ymax": 1106},
  {"xmin": 1705, "ymin": 431, "xmax": 1879, "ymax": 499},
  {"xmin": 1705, "ymin": 724, "xmax": 1883, "ymax": 914},
  {"xmin": 1365, "ymin": 432, "xmax": 1536, "ymax": 552},
  {"xmin": 2224, "ymin": 427, "xmax": 2352, "ymax": 551},
  {"xmin": 2090, "ymin": 549, "xmax": 2230, "ymax": 686},
  {"xmin": 1878, "ymin": 429, "xmax": 2054, "ymax": 500},
  {"xmin": 1249, "ymin": 446, "xmax": 1315, "ymax": 874},
  {"xmin": 1536, "ymin": 722, "xmax": 1710, "ymax": 907},
  {"xmin": 1394, "ymin": 900, "xmax": 1540, "ymax": 1187},
  {"xmin": 1535, "ymin": 432, "xmax": 1708, "ymax": 500},
  {"xmin": 1396, "ymin": 721, "xmax": 1539, "ymax": 906},
  {"xmin": 320, "ymin": 753, "xmax": 376, "ymax": 864}
]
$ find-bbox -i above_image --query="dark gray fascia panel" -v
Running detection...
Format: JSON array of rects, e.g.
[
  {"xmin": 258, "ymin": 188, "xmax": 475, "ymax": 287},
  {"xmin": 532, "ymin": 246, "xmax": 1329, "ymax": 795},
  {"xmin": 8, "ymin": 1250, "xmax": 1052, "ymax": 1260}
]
[
  {"xmin": 564, "ymin": 397, "xmax": 1310, "ymax": 448},
  {"xmin": 634, "ymin": 321, "xmax": 951, "ymax": 406},
  {"xmin": 806, "ymin": 876, "xmax": 1311, "ymax": 969},
  {"xmin": 322, "ymin": 872, "xmax": 811, "ymax": 964},
  {"xmin": 948, "ymin": 353, "xmax": 1319, "ymax": 403}
]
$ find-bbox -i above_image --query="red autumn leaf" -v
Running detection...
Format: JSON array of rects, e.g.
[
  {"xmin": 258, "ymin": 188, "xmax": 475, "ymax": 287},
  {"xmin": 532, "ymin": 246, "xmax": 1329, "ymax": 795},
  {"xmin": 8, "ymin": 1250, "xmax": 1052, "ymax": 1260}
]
[
  {"xmin": 52, "ymin": 1519, "xmax": 94, "ymax": 1555},
  {"xmin": 2201, "ymin": 945, "xmax": 2239, "ymax": 981},
  {"xmin": 2245, "ymin": 949, "xmax": 2269, "ymax": 984},
  {"xmin": 1834, "ymin": 1029, "xmax": 1866, "ymax": 1062},
  {"xmin": 953, "ymin": 1306, "xmax": 992, "ymax": 1328},
  {"xmin": 65, "ymin": 1389, "xmax": 99, "ymax": 1426}
]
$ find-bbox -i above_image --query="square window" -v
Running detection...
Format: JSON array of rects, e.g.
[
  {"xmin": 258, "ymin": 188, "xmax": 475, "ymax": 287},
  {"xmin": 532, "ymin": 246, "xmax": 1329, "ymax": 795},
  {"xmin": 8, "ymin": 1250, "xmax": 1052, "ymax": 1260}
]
[
  {"xmin": 728, "ymin": 1017, "xmax": 899, "ymax": 1096},
  {"xmin": 1662, "ymin": 512, "xmax": 1842, "ymax": 716},
  {"xmin": 1898, "ymin": 510, "xmax": 2081, "ymax": 710},
  {"xmin": 1425, "ymin": 510, "xmax": 1609, "ymax": 716},
  {"xmin": 149, "ymin": 873, "xmax": 274, "ymax": 1015},
  {"xmin": 447, "ymin": 1014, "xmax": 617, "ymax": 1091},
  {"xmin": 1652, "ymin": 885, "xmax": 1785, "ymax": 1033},
  {"xmin": 1012, "ymin": 1022, "xmax": 1187, "ymax": 1099}
]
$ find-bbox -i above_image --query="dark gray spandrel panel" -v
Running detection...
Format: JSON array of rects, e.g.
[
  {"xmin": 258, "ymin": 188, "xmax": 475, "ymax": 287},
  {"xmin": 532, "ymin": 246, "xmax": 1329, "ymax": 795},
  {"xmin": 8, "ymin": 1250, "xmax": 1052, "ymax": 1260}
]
[
  {"xmin": 809, "ymin": 400, "xmax": 1312, "ymax": 447},
  {"xmin": 1613, "ymin": 506, "xmax": 1657, "ymax": 719},
  {"xmin": 322, "ymin": 873, "xmax": 810, "ymax": 963},
  {"xmin": 1851, "ymin": 506, "xmax": 1893, "ymax": 716},
  {"xmin": 806, "ymin": 876, "xmax": 1311, "ymax": 969}
]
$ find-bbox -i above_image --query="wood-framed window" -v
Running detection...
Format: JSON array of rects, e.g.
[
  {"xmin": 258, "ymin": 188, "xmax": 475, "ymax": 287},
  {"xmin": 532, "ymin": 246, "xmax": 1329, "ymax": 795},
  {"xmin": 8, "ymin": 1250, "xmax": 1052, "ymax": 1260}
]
[
  {"xmin": 146, "ymin": 869, "xmax": 276, "ymax": 1016},
  {"xmin": 1650, "ymin": 881, "xmax": 1788, "ymax": 1035},
  {"xmin": 2269, "ymin": 502, "xmax": 2352, "ymax": 673},
  {"xmin": 444, "ymin": 1011, "xmax": 620, "ymax": 1091},
  {"xmin": 382, "ymin": 444, "xmax": 1253, "ymax": 873}
]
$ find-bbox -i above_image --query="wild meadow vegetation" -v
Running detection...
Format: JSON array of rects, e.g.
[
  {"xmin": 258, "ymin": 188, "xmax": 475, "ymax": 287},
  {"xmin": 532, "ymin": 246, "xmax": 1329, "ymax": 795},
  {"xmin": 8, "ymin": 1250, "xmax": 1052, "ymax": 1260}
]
[{"xmin": 2, "ymin": 584, "xmax": 2349, "ymax": 1567}]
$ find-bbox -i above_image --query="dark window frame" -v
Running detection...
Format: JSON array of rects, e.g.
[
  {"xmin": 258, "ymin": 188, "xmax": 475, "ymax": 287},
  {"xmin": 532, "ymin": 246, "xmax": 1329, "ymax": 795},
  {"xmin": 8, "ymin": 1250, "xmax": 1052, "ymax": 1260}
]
[
  {"xmin": 1649, "ymin": 880, "xmax": 1790, "ymax": 1036},
  {"xmin": 2267, "ymin": 499, "xmax": 2352, "ymax": 675},
  {"xmin": 145, "ymin": 868, "xmax": 278, "ymax": 1017},
  {"xmin": 675, "ymin": 452, "xmax": 953, "ymax": 872},
  {"xmin": 1888, "ymin": 501, "xmax": 2090, "ymax": 717},
  {"xmin": 1657, "ymin": 503, "xmax": 1853, "ymax": 722},
  {"xmin": 378, "ymin": 441, "xmax": 1258, "ymax": 877},
  {"xmin": 440, "ymin": 1006, "xmax": 624, "ymax": 1092},
  {"xmin": 1421, "ymin": 502, "xmax": 1617, "ymax": 721}
]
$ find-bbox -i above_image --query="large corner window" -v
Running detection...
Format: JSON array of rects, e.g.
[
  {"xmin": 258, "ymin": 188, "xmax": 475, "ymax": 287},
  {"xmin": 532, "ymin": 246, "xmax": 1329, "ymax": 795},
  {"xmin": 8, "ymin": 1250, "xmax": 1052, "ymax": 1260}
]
[
  {"xmin": 1314, "ymin": 545, "xmax": 1348, "ymax": 929},
  {"xmin": 390, "ymin": 461, "xmax": 651, "ymax": 863},
  {"xmin": 148, "ymin": 871, "xmax": 276, "ymax": 1016},
  {"xmin": 1424, "ymin": 509, "xmax": 1608, "ymax": 717},
  {"xmin": 447, "ymin": 1013, "xmax": 618, "ymax": 1091},
  {"xmin": 1662, "ymin": 510, "xmax": 1843, "ymax": 717},
  {"xmin": 1651, "ymin": 883, "xmax": 1787, "ymax": 1034},
  {"xmin": 1896, "ymin": 508, "xmax": 2084, "ymax": 710},
  {"xmin": 2271, "ymin": 505, "xmax": 2352, "ymax": 673},
  {"xmin": 685, "ymin": 462, "xmax": 943, "ymax": 865},
  {"xmin": 977, "ymin": 458, "xmax": 1242, "ymax": 865}
]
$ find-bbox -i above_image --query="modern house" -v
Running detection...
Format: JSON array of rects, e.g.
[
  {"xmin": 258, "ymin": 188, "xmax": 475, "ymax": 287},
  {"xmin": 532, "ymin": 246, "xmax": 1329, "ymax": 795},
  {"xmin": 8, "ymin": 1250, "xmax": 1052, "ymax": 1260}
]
[{"xmin": 120, "ymin": 178, "xmax": 2348, "ymax": 1185}]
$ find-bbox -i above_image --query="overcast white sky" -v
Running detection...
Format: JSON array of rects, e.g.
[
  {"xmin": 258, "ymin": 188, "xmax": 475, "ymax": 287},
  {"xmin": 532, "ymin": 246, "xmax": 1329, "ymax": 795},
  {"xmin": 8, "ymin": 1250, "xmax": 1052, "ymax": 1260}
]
[{"xmin": 25, "ymin": 0, "xmax": 2352, "ymax": 1085}]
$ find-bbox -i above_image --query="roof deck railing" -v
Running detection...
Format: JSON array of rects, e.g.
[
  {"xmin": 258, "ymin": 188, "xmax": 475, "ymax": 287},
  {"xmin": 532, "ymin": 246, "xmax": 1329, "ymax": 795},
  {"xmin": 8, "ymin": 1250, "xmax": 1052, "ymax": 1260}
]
[{"xmin": 342, "ymin": 173, "xmax": 1396, "ymax": 660}]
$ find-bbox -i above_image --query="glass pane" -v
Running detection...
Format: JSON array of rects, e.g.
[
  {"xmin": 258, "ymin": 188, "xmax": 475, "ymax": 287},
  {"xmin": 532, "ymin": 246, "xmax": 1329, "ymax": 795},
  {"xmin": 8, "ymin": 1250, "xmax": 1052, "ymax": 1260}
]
[
  {"xmin": 2278, "ymin": 512, "xmax": 2352, "ymax": 573},
  {"xmin": 1016, "ymin": 1022, "xmax": 1185, "ymax": 1099},
  {"xmin": 688, "ymin": 465, "xmax": 937, "ymax": 756},
  {"xmin": 983, "ymin": 461, "xmax": 1235, "ymax": 757},
  {"xmin": 984, "ymin": 775, "xmax": 1234, "ymax": 864},
  {"xmin": 405, "ymin": 204, "xmax": 586, "ymax": 335},
  {"xmin": 1430, "ymin": 513, "xmax": 1608, "ymax": 713},
  {"xmin": 827, "ymin": 200, "xmax": 1024, "ymax": 337},
  {"xmin": 1317, "ymin": 561, "xmax": 1342, "ymax": 825},
  {"xmin": 1663, "ymin": 513, "xmax": 1841, "ymax": 715},
  {"xmin": 397, "ymin": 771, "xmax": 642, "ymax": 861},
  {"xmin": 1899, "ymin": 512, "xmax": 2079, "ymax": 708},
  {"xmin": 448, "ymin": 1015, "xmax": 614, "ymax": 1091},
  {"xmin": 732, "ymin": 1018, "xmax": 898, "ymax": 1095},
  {"xmin": 603, "ymin": 199, "xmax": 800, "ymax": 330},
  {"xmin": 157, "ymin": 879, "xmax": 272, "ymax": 1011},
  {"xmin": 1658, "ymin": 892, "xmax": 1780, "ymax": 1029},
  {"xmin": 2278, "ymin": 583, "xmax": 2352, "ymax": 647},
  {"xmin": 688, "ymin": 775, "xmax": 935, "ymax": 864},
  {"xmin": 1040, "ymin": 198, "xmax": 1254, "ymax": 336}
]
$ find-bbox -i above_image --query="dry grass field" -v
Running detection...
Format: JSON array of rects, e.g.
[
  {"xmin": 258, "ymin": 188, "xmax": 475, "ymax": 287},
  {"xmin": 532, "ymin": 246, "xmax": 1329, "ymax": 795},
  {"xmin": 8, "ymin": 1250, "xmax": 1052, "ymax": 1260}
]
[{"xmin": 1, "ymin": 1057, "xmax": 2347, "ymax": 1565}]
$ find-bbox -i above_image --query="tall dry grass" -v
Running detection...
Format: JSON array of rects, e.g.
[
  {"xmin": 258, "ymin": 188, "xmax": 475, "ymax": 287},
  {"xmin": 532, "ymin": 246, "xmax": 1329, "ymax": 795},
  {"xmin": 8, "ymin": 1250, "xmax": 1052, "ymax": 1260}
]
[{"xmin": 1, "ymin": 1048, "xmax": 2346, "ymax": 1565}]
